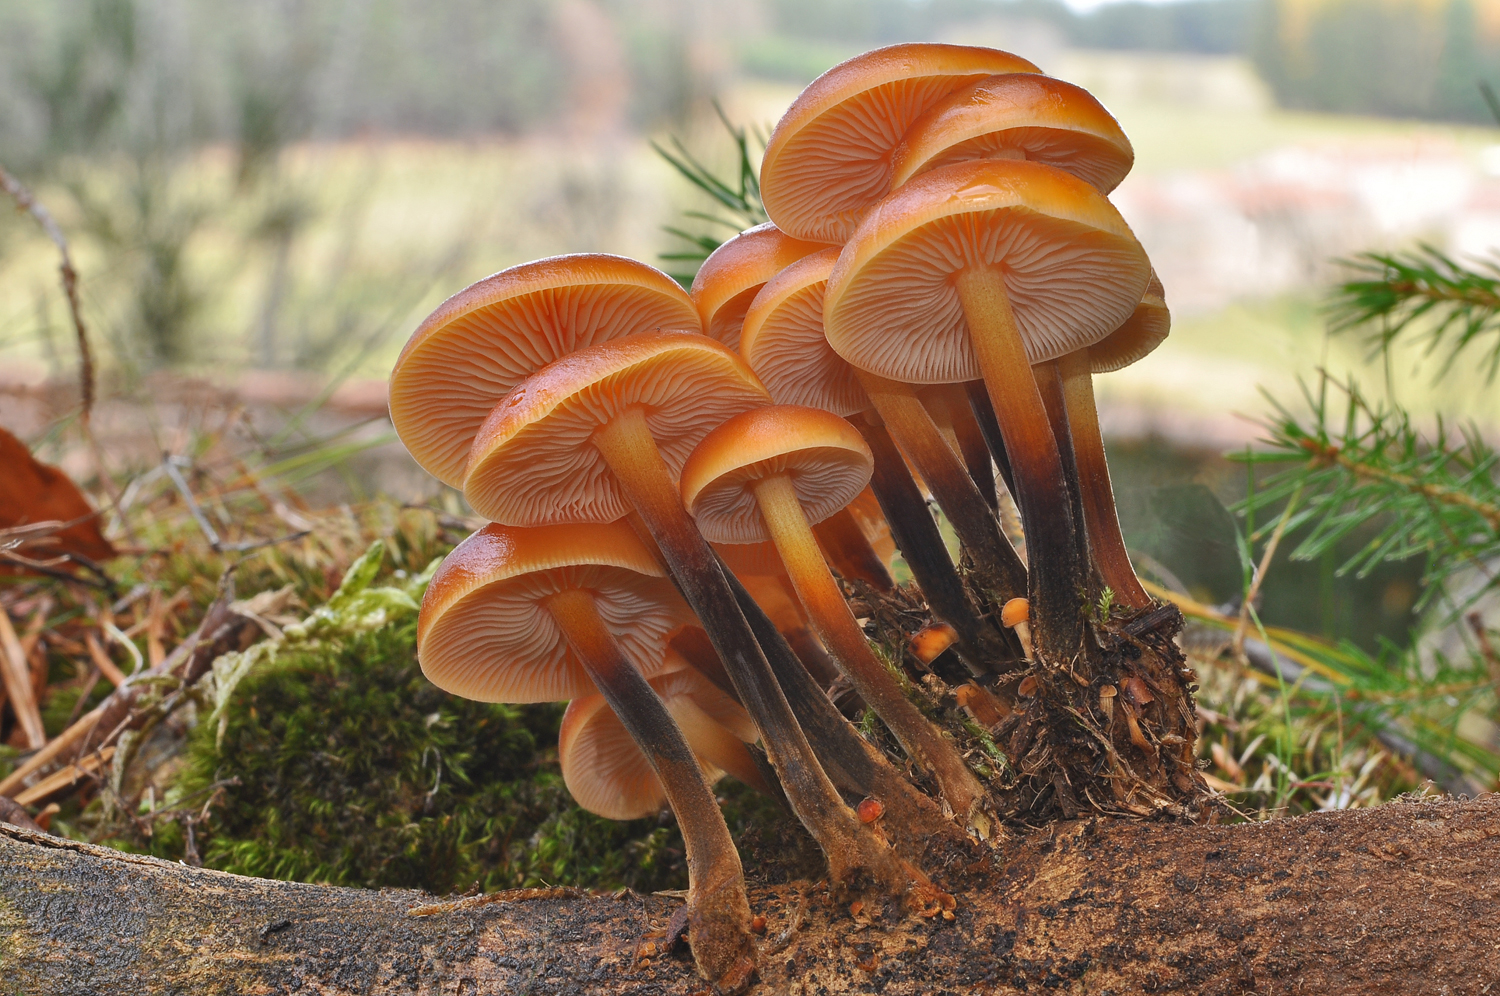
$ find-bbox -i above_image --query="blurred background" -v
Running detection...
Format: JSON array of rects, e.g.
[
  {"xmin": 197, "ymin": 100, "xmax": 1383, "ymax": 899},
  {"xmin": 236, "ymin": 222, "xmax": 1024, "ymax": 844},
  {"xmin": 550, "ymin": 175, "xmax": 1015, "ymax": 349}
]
[{"xmin": 3, "ymin": 0, "xmax": 1500, "ymax": 648}]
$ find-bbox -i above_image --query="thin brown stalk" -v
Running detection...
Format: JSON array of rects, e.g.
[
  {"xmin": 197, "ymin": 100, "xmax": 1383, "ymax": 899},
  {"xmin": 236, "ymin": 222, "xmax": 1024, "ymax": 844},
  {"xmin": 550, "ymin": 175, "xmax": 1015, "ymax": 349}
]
[
  {"xmin": 1232, "ymin": 481, "xmax": 1305, "ymax": 662},
  {"xmin": 0, "ymin": 163, "xmax": 121, "ymax": 514},
  {"xmin": 0, "ymin": 610, "xmax": 45, "ymax": 749}
]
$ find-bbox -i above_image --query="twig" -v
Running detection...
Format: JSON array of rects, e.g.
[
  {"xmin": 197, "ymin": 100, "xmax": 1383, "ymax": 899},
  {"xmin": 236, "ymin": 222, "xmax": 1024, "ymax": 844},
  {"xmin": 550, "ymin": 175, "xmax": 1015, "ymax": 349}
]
[
  {"xmin": 0, "ymin": 609, "xmax": 45, "ymax": 749},
  {"xmin": 162, "ymin": 454, "xmax": 309, "ymax": 553},
  {"xmin": 0, "ymin": 163, "xmax": 121, "ymax": 513},
  {"xmin": 0, "ymin": 795, "xmax": 45, "ymax": 833},
  {"xmin": 1298, "ymin": 437, "xmax": 1500, "ymax": 530},
  {"xmin": 0, "ymin": 567, "xmax": 246, "ymax": 798},
  {"xmin": 84, "ymin": 632, "xmax": 128, "ymax": 688},
  {"xmin": 12, "ymin": 746, "xmax": 116, "ymax": 807},
  {"xmin": 1233, "ymin": 481, "xmax": 1305, "ymax": 662}
]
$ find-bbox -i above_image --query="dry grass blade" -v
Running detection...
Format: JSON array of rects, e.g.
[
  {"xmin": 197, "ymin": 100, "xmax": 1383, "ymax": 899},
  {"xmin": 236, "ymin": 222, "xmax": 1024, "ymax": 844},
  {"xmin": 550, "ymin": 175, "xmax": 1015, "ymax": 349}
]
[
  {"xmin": 0, "ymin": 609, "xmax": 46, "ymax": 748},
  {"xmin": 0, "ymin": 569, "xmax": 251, "ymax": 800},
  {"xmin": 84, "ymin": 632, "xmax": 128, "ymax": 688},
  {"xmin": 12, "ymin": 746, "xmax": 116, "ymax": 807},
  {"xmin": 0, "ymin": 163, "xmax": 123, "ymax": 514}
]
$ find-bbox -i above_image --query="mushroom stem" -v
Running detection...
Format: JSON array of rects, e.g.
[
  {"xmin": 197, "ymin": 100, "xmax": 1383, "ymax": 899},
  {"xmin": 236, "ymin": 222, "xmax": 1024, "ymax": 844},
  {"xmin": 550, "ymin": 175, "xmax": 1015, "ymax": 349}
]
[
  {"xmin": 924, "ymin": 384, "xmax": 998, "ymax": 512},
  {"xmin": 716, "ymin": 557, "xmax": 973, "ymax": 860},
  {"xmin": 1056, "ymin": 350, "xmax": 1152, "ymax": 610},
  {"xmin": 857, "ymin": 370, "xmax": 1028, "ymax": 606},
  {"xmin": 813, "ymin": 508, "xmax": 894, "ymax": 592},
  {"xmin": 964, "ymin": 380, "xmax": 1017, "ymax": 499},
  {"xmin": 591, "ymin": 405, "xmax": 911, "ymax": 895},
  {"xmin": 753, "ymin": 473, "xmax": 989, "ymax": 826},
  {"xmin": 954, "ymin": 265, "xmax": 1086, "ymax": 657},
  {"xmin": 1034, "ymin": 361, "xmax": 1095, "ymax": 592},
  {"xmin": 855, "ymin": 416, "xmax": 1015, "ymax": 674},
  {"xmin": 545, "ymin": 588, "xmax": 755, "ymax": 986}
]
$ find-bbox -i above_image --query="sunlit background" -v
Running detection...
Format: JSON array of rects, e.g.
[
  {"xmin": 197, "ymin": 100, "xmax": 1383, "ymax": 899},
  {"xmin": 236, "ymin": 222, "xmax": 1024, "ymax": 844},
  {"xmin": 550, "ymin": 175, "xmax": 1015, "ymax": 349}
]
[{"xmin": 4, "ymin": 0, "xmax": 1499, "ymax": 644}]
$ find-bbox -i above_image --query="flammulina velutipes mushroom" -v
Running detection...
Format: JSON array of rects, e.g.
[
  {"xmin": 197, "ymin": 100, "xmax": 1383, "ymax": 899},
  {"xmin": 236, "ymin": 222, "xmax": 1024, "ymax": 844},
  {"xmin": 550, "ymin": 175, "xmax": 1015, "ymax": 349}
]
[{"xmin": 390, "ymin": 41, "xmax": 1201, "ymax": 993}]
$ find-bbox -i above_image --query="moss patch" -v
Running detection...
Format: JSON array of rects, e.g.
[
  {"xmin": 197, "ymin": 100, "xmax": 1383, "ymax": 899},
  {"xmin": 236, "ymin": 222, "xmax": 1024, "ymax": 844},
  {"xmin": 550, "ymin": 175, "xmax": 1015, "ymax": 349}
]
[{"xmin": 161, "ymin": 617, "xmax": 700, "ymax": 895}]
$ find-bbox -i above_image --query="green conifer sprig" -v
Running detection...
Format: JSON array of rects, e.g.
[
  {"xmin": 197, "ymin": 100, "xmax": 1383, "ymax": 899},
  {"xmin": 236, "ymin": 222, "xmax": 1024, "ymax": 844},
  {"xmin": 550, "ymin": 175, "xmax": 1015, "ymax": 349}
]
[
  {"xmin": 1330, "ymin": 244, "xmax": 1500, "ymax": 381},
  {"xmin": 652, "ymin": 104, "xmax": 768, "ymax": 285},
  {"xmin": 1236, "ymin": 373, "xmax": 1500, "ymax": 611}
]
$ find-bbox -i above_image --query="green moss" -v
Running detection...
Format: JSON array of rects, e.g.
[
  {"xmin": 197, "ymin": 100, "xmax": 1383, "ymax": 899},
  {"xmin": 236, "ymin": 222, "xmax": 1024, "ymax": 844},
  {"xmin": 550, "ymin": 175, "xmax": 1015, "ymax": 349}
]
[{"xmin": 168, "ymin": 617, "xmax": 698, "ymax": 895}]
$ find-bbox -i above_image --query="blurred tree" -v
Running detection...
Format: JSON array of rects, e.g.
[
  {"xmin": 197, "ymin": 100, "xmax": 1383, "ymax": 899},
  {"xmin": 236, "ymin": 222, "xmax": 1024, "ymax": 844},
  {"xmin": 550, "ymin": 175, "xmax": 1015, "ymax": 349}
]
[{"xmin": 1253, "ymin": 0, "xmax": 1500, "ymax": 122}]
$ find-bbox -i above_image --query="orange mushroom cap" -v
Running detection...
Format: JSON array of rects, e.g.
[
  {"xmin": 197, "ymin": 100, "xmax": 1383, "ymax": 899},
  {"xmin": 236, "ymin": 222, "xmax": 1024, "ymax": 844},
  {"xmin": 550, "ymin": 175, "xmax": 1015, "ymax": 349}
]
[
  {"xmin": 390, "ymin": 254, "xmax": 700, "ymax": 487},
  {"xmin": 1000, "ymin": 596, "xmax": 1030, "ymax": 628},
  {"xmin": 1086, "ymin": 271, "xmax": 1169, "ymax": 374},
  {"xmin": 559, "ymin": 651, "xmax": 758, "ymax": 820},
  {"xmin": 690, "ymin": 223, "xmax": 834, "ymax": 352},
  {"xmin": 739, "ymin": 247, "xmax": 869, "ymax": 418},
  {"xmin": 889, "ymin": 73, "xmax": 1133, "ymax": 194},
  {"xmin": 680, "ymin": 406, "xmax": 873, "ymax": 545},
  {"xmin": 464, "ymin": 332, "xmax": 772, "ymax": 525},
  {"xmin": 417, "ymin": 520, "xmax": 693, "ymax": 703},
  {"xmin": 760, "ymin": 43, "xmax": 1041, "ymax": 244},
  {"xmin": 824, "ymin": 159, "xmax": 1150, "ymax": 384}
]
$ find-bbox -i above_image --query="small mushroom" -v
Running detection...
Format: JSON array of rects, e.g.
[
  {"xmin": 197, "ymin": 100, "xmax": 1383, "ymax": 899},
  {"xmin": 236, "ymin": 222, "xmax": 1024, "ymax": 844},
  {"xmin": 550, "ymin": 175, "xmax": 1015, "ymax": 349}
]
[
  {"xmin": 825, "ymin": 159, "xmax": 1151, "ymax": 657},
  {"xmin": 690, "ymin": 222, "xmax": 832, "ymax": 352},
  {"xmin": 909, "ymin": 622, "xmax": 959, "ymax": 667},
  {"xmin": 1001, "ymin": 597, "xmax": 1034, "ymax": 662},
  {"xmin": 1098, "ymin": 684, "xmax": 1117, "ymax": 725},
  {"xmin": 418, "ymin": 520, "xmax": 753, "ymax": 984},
  {"xmin": 560, "ymin": 650, "xmax": 770, "ymax": 820},
  {"xmin": 681, "ymin": 404, "xmax": 988, "ymax": 824}
]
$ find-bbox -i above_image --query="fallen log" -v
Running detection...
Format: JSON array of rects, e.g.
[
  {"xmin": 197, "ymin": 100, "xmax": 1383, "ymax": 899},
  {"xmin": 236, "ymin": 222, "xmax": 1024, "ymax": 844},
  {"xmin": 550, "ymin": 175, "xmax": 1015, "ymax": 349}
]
[{"xmin": 3, "ymin": 795, "xmax": 1498, "ymax": 994}]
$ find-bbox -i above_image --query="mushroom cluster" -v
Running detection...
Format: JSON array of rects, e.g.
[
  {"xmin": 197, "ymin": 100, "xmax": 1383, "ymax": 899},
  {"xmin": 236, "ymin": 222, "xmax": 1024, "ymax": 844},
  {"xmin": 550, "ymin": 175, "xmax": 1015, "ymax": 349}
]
[{"xmin": 389, "ymin": 42, "xmax": 1197, "ymax": 992}]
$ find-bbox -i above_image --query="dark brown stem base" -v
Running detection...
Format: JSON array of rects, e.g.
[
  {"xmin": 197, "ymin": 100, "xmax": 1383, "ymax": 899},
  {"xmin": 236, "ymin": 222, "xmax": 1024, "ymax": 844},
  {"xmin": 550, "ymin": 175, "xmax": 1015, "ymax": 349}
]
[{"xmin": 989, "ymin": 603, "xmax": 1211, "ymax": 821}]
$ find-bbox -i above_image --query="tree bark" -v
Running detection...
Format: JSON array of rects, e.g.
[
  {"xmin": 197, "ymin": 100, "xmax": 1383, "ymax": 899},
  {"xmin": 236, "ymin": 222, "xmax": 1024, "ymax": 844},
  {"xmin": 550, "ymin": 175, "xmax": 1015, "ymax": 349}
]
[{"xmin": 4, "ymin": 795, "xmax": 1499, "ymax": 994}]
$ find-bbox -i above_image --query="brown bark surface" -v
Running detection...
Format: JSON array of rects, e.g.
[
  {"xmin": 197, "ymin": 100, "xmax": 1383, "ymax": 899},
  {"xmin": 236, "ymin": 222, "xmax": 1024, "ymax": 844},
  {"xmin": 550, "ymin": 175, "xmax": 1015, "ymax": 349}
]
[{"xmin": 5, "ymin": 795, "xmax": 1499, "ymax": 994}]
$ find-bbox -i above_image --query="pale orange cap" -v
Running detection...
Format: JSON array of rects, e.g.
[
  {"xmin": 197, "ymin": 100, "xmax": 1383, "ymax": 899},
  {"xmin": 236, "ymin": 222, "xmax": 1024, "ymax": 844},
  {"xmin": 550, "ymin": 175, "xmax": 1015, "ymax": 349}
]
[
  {"xmin": 761, "ymin": 43, "xmax": 1041, "ymax": 244},
  {"xmin": 824, "ymin": 159, "xmax": 1150, "ymax": 383},
  {"xmin": 680, "ymin": 405, "xmax": 873, "ymax": 544},
  {"xmin": 464, "ymin": 332, "xmax": 771, "ymax": 525},
  {"xmin": 739, "ymin": 247, "xmax": 869, "ymax": 418},
  {"xmin": 390, "ymin": 254, "xmax": 699, "ymax": 488},
  {"xmin": 558, "ymin": 651, "xmax": 760, "ymax": 820},
  {"xmin": 417, "ymin": 521, "xmax": 693, "ymax": 703},
  {"xmin": 690, "ymin": 222, "xmax": 833, "ymax": 352},
  {"xmin": 1086, "ymin": 271, "xmax": 1169, "ymax": 374},
  {"xmin": 890, "ymin": 73, "xmax": 1133, "ymax": 193}
]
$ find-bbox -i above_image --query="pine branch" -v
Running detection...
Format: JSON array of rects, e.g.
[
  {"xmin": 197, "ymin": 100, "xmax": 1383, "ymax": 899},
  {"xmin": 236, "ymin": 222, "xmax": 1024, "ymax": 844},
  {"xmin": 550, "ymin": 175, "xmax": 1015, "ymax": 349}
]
[
  {"xmin": 1234, "ymin": 373, "xmax": 1500, "ymax": 608},
  {"xmin": 651, "ymin": 103, "xmax": 768, "ymax": 285},
  {"xmin": 1330, "ymin": 244, "xmax": 1500, "ymax": 381}
]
